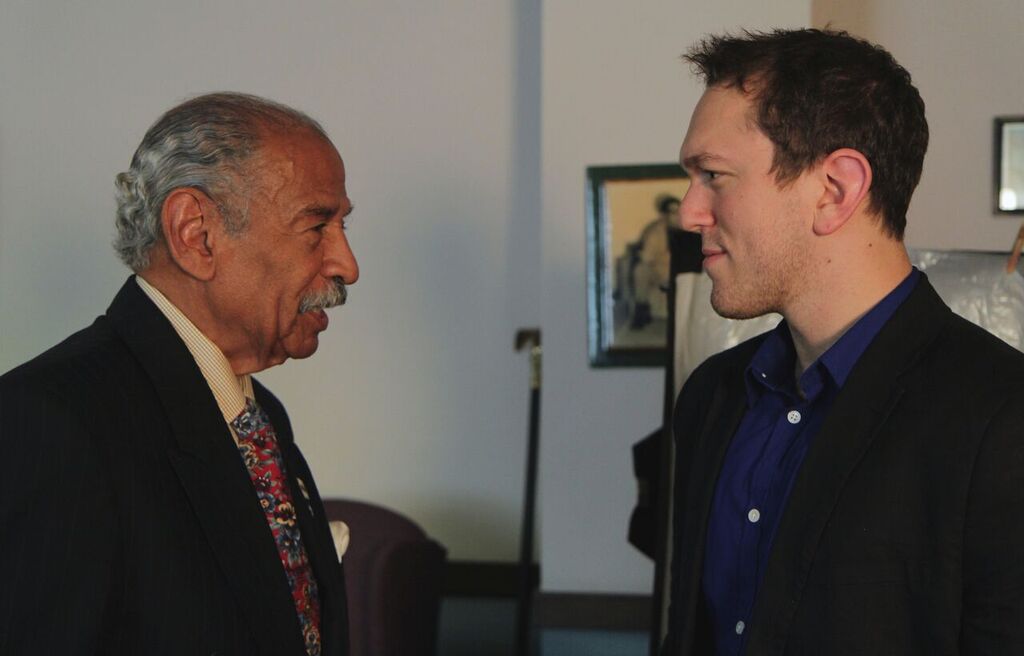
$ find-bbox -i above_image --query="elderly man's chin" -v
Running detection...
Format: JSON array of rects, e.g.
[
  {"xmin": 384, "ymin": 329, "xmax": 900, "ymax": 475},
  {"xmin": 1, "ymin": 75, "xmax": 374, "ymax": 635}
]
[{"xmin": 282, "ymin": 310, "xmax": 330, "ymax": 360}]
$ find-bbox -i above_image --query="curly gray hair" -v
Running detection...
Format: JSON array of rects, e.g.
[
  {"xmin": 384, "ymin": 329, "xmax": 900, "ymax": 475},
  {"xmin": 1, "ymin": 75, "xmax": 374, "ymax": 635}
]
[{"xmin": 113, "ymin": 92, "xmax": 327, "ymax": 271}]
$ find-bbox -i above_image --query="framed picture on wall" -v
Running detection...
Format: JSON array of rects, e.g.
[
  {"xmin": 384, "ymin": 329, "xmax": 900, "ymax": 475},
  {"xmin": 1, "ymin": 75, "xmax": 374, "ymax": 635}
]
[
  {"xmin": 586, "ymin": 163, "xmax": 696, "ymax": 367},
  {"xmin": 995, "ymin": 116, "xmax": 1024, "ymax": 214}
]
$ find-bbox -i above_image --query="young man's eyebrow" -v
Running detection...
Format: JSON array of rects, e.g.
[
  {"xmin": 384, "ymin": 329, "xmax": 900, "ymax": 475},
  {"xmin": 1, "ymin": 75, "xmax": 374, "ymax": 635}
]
[{"xmin": 681, "ymin": 153, "xmax": 726, "ymax": 170}]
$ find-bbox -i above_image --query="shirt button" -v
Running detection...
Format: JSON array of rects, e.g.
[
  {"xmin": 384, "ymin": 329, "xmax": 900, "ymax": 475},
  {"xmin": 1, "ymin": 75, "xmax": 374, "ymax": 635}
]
[
  {"xmin": 787, "ymin": 410, "xmax": 802, "ymax": 424},
  {"xmin": 748, "ymin": 508, "xmax": 761, "ymax": 523},
  {"xmin": 735, "ymin": 620, "xmax": 746, "ymax": 635}
]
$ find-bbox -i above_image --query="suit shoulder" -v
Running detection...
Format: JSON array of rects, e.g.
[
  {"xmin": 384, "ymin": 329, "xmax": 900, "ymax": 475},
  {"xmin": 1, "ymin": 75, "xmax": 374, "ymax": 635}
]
[
  {"xmin": 0, "ymin": 318, "xmax": 142, "ymax": 464},
  {"xmin": 933, "ymin": 312, "xmax": 1024, "ymax": 385},
  {"xmin": 0, "ymin": 316, "xmax": 131, "ymax": 402}
]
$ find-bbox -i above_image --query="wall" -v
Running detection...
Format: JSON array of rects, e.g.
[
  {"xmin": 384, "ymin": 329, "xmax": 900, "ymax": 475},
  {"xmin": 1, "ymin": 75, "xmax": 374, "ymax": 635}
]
[
  {"xmin": 0, "ymin": 0, "xmax": 539, "ymax": 562},
  {"xmin": 538, "ymin": 0, "xmax": 809, "ymax": 593},
  {"xmin": 4, "ymin": 0, "xmax": 1020, "ymax": 597}
]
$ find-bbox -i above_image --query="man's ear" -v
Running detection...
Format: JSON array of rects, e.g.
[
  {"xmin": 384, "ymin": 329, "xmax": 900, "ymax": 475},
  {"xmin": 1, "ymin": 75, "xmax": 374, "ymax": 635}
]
[
  {"xmin": 160, "ymin": 188, "xmax": 217, "ymax": 281},
  {"xmin": 812, "ymin": 148, "xmax": 872, "ymax": 236}
]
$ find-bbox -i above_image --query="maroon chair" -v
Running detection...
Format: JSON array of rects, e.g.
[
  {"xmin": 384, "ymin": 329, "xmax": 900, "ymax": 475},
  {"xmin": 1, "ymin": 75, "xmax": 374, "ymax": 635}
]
[{"xmin": 322, "ymin": 499, "xmax": 447, "ymax": 656}]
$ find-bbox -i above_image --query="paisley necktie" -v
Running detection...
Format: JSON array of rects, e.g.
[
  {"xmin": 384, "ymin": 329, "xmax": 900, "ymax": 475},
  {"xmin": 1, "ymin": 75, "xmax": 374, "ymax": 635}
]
[{"xmin": 232, "ymin": 399, "xmax": 322, "ymax": 656}]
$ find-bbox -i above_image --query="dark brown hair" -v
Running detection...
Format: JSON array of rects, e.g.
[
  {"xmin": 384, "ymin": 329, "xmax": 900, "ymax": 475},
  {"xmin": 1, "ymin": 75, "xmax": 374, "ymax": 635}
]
[{"xmin": 685, "ymin": 28, "xmax": 928, "ymax": 239}]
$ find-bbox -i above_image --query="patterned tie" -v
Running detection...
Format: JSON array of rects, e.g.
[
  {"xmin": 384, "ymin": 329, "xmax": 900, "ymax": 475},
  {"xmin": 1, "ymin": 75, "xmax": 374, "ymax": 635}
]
[{"xmin": 232, "ymin": 399, "xmax": 322, "ymax": 656}]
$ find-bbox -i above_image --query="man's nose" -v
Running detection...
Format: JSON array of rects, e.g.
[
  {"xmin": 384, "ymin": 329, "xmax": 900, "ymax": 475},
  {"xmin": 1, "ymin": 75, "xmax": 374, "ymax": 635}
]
[
  {"xmin": 323, "ymin": 226, "xmax": 359, "ymax": 284},
  {"xmin": 679, "ymin": 186, "xmax": 712, "ymax": 233}
]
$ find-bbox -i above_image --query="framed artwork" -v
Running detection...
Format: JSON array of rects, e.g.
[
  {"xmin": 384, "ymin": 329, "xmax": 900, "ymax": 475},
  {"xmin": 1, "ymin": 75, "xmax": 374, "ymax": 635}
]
[
  {"xmin": 586, "ymin": 163, "xmax": 692, "ymax": 367},
  {"xmin": 995, "ymin": 116, "xmax": 1024, "ymax": 214}
]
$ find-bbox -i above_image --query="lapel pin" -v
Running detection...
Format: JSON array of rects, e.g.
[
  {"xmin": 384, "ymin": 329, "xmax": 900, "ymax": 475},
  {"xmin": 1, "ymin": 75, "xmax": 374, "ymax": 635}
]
[
  {"xmin": 297, "ymin": 477, "xmax": 311, "ymax": 501},
  {"xmin": 296, "ymin": 477, "xmax": 316, "ymax": 517}
]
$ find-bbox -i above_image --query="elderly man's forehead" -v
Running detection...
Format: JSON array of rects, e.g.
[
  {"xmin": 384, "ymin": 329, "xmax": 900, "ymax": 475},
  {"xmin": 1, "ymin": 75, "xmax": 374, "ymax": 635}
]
[
  {"xmin": 238, "ymin": 130, "xmax": 344, "ymax": 209},
  {"xmin": 249, "ymin": 128, "xmax": 340, "ymax": 172},
  {"xmin": 256, "ymin": 122, "xmax": 338, "ymax": 155}
]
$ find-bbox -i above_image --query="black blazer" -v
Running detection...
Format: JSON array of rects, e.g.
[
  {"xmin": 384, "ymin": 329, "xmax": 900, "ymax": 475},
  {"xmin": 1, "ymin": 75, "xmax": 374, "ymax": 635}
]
[
  {"xmin": 663, "ymin": 275, "xmax": 1024, "ymax": 655},
  {"xmin": 0, "ymin": 278, "xmax": 348, "ymax": 656}
]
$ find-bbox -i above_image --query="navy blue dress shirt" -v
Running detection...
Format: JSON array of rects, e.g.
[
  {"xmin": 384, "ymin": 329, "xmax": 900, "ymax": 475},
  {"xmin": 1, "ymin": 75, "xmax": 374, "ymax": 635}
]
[{"xmin": 702, "ymin": 269, "xmax": 920, "ymax": 655}]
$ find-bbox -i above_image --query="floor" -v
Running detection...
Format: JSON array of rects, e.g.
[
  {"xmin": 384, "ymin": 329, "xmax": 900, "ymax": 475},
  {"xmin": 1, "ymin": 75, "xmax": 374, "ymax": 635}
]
[
  {"xmin": 438, "ymin": 598, "xmax": 648, "ymax": 656},
  {"xmin": 541, "ymin": 629, "xmax": 648, "ymax": 655}
]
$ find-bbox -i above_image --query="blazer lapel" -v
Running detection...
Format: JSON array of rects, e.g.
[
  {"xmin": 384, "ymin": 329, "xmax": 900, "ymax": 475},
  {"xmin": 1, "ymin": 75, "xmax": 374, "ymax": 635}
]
[
  {"xmin": 673, "ymin": 362, "xmax": 749, "ymax": 655},
  {"xmin": 257, "ymin": 384, "xmax": 349, "ymax": 656},
  {"xmin": 105, "ymin": 278, "xmax": 306, "ymax": 655},
  {"xmin": 745, "ymin": 276, "xmax": 953, "ymax": 654},
  {"xmin": 286, "ymin": 463, "xmax": 348, "ymax": 656}
]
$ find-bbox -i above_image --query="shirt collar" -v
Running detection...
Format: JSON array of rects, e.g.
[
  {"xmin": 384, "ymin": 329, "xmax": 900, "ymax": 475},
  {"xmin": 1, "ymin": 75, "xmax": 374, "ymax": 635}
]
[
  {"xmin": 746, "ymin": 268, "xmax": 920, "ymax": 403},
  {"xmin": 135, "ymin": 276, "xmax": 254, "ymax": 422}
]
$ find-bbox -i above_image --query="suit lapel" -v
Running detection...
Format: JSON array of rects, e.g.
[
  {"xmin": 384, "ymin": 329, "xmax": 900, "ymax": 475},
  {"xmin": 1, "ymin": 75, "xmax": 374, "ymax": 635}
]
[
  {"xmin": 285, "ymin": 461, "xmax": 348, "ymax": 656},
  {"xmin": 257, "ymin": 384, "xmax": 349, "ymax": 656},
  {"xmin": 105, "ymin": 278, "xmax": 305, "ymax": 655},
  {"xmin": 745, "ymin": 276, "xmax": 952, "ymax": 654},
  {"xmin": 295, "ymin": 464, "xmax": 348, "ymax": 656},
  {"xmin": 673, "ymin": 362, "xmax": 749, "ymax": 655}
]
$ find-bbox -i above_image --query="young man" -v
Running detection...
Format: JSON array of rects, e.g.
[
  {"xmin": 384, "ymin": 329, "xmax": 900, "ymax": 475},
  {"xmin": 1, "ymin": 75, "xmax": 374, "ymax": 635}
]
[{"xmin": 666, "ymin": 29, "xmax": 1024, "ymax": 654}]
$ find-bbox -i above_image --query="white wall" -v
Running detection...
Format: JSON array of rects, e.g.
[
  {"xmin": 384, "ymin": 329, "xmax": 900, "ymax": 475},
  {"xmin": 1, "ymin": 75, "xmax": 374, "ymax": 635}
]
[
  {"xmin": 4, "ymin": 0, "xmax": 1020, "ymax": 596},
  {"xmin": 538, "ymin": 0, "xmax": 809, "ymax": 593},
  {"xmin": 814, "ymin": 0, "xmax": 1024, "ymax": 251},
  {"xmin": 0, "ymin": 0, "xmax": 539, "ymax": 562}
]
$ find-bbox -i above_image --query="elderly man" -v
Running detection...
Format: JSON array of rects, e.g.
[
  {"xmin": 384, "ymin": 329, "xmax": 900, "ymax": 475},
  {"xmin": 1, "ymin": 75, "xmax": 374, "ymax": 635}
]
[
  {"xmin": 0, "ymin": 93, "xmax": 356, "ymax": 656},
  {"xmin": 665, "ymin": 29, "xmax": 1024, "ymax": 654}
]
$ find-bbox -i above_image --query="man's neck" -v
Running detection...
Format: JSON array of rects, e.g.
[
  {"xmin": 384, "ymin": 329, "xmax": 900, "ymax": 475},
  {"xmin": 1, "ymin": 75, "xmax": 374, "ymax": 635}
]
[
  {"xmin": 138, "ymin": 268, "xmax": 265, "ymax": 375},
  {"xmin": 786, "ymin": 245, "xmax": 911, "ymax": 375}
]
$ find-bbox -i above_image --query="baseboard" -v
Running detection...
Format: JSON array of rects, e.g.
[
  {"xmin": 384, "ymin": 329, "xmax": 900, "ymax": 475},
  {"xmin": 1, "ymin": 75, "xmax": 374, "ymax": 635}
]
[
  {"xmin": 443, "ymin": 560, "xmax": 539, "ymax": 598},
  {"xmin": 443, "ymin": 561, "xmax": 652, "ymax": 632},
  {"xmin": 536, "ymin": 592, "xmax": 651, "ymax": 631}
]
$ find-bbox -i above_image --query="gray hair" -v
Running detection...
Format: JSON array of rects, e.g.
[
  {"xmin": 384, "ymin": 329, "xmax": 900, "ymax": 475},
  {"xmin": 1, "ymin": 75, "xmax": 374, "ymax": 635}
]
[{"xmin": 113, "ymin": 92, "xmax": 328, "ymax": 271}]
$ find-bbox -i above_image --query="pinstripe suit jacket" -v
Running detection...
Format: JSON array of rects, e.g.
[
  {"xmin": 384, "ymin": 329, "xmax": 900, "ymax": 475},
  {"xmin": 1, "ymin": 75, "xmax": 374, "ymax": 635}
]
[{"xmin": 0, "ymin": 278, "xmax": 349, "ymax": 656}]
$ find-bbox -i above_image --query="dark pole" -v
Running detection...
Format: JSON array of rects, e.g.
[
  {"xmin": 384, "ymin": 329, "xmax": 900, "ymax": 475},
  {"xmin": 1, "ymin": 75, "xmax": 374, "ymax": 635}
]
[{"xmin": 514, "ymin": 328, "xmax": 542, "ymax": 656}]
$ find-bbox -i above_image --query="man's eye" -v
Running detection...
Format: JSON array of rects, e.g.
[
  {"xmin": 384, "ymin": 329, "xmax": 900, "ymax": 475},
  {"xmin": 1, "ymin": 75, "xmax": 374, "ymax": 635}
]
[
  {"xmin": 701, "ymin": 169, "xmax": 720, "ymax": 183},
  {"xmin": 312, "ymin": 223, "xmax": 328, "ymax": 233}
]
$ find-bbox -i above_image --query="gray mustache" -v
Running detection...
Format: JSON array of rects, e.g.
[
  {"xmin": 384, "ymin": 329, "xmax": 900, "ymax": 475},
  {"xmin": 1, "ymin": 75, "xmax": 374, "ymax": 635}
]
[{"xmin": 299, "ymin": 277, "xmax": 347, "ymax": 313}]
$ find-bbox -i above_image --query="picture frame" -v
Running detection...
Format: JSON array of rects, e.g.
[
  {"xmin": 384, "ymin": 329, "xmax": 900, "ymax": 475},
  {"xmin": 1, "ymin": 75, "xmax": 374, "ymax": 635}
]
[
  {"xmin": 586, "ymin": 163, "xmax": 692, "ymax": 367},
  {"xmin": 994, "ymin": 116, "xmax": 1024, "ymax": 214}
]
